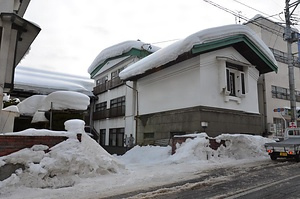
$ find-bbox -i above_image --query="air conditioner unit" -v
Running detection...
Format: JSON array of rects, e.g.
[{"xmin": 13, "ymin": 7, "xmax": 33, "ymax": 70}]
[{"xmin": 267, "ymin": 123, "xmax": 276, "ymax": 133}]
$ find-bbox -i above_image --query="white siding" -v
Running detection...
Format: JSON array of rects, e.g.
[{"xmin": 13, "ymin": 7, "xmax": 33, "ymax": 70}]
[{"xmin": 137, "ymin": 47, "xmax": 260, "ymax": 115}]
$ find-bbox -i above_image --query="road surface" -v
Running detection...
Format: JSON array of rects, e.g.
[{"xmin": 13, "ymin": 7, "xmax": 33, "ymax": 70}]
[{"xmin": 104, "ymin": 159, "xmax": 300, "ymax": 199}]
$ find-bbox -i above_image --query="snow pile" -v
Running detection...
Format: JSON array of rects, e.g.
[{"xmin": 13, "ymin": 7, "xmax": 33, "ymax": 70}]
[
  {"xmin": 119, "ymin": 145, "xmax": 171, "ymax": 166},
  {"xmin": 119, "ymin": 24, "xmax": 277, "ymax": 80},
  {"xmin": 88, "ymin": 40, "xmax": 160, "ymax": 74},
  {"xmin": 119, "ymin": 133, "xmax": 271, "ymax": 166},
  {"xmin": 0, "ymin": 120, "xmax": 125, "ymax": 189},
  {"xmin": 16, "ymin": 91, "xmax": 90, "ymax": 123},
  {"xmin": 170, "ymin": 133, "xmax": 272, "ymax": 163}
]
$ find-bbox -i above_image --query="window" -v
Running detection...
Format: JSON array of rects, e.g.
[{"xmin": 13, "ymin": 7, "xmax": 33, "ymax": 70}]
[
  {"xmin": 94, "ymin": 76, "xmax": 108, "ymax": 94},
  {"xmin": 96, "ymin": 76, "xmax": 108, "ymax": 86},
  {"xmin": 110, "ymin": 67, "xmax": 124, "ymax": 89},
  {"xmin": 93, "ymin": 102, "xmax": 108, "ymax": 120},
  {"xmin": 100, "ymin": 129, "xmax": 106, "ymax": 146},
  {"xmin": 225, "ymin": 63, "xmax": 245, "ymax": 97},
  {"xmin": 109, "ymin": 128, "xmax": 124, "ymax": 147},
  {"xmin": 271, "ymin": 85, "xmax": 297, "ymax": 101},
  {"xmin": 95, "ymin": 101, "xmax": 107, "ymax": 112},
  {"xmin": 110, "ymin": 96, "xmax": 125, "ymax": 117}
]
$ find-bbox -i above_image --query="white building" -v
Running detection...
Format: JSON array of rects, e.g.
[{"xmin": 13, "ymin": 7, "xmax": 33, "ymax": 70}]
[
  {"xmin": 119, "ymin": 24, "xmax": 277, "ymax": 145},
  {"xmin": 0, "ymin": 0, "xmax": 40, "ymax": 132},
  {"xmin": 88, "ymin": 40, "xmax": 159, "ymax": 150},
  {"xmin": 245, "ymin": 15, "xmax": 300, "ymax": 135}
]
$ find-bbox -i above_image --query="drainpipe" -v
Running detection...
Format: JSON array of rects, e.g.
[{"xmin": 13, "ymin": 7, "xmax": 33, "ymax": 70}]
[{"xmin": 125, "ymin": 82, "xmax": 139, "ymax": 144}]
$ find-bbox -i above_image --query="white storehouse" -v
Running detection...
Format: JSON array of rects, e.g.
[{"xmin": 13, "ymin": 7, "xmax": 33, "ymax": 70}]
[
  {"xmin": 119, "ymin": 24, "xmax": 277, "ymax": 145},
  {"xmin": 88, "ymin": 40, "xmax": 159, "ymax": 151}
]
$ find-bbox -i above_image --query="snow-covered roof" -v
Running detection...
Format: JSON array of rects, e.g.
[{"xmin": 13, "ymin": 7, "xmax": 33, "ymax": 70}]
[
  {"xmin": 87, "ymin": 40, "xmax": 160, "ymax": 77},
  {"xmin": 14, "ymin": 66, "xmax": 95, "ymax": 97},
  {"xmin": 119, "ymin": 24, "xmax": 278, "ymax": 80}
]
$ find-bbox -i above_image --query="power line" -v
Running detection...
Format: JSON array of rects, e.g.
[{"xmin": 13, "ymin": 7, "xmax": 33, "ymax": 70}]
[
  {"xmin": 203, "ymin": 0, "xmax": 284, "ymax": 37},
  {"xmin": 232, "ymin": 0, "xmax": 284, "ymax": 22}
]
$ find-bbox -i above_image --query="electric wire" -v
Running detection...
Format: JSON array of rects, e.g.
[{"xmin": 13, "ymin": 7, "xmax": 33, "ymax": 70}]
[
  {"xmin": 232, "ymin": 0, "xmax": 284, "ymax": 22},
  {"xmin": 203, "ymin": 0, "xmax": 284, "ymax": 38}
]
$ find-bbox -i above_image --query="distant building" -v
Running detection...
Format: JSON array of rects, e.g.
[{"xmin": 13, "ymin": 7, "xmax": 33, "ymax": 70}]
[
  {"xmin": 88, "ymin": 40, "xmax": 159, "ymax": 151},
  {"xmin": 119, "ymin": 24, "xmax": 277, "ymax": 145},
  {"xmin": 245, "ymin": 15, "xmax": 300, "ymax": 135}
]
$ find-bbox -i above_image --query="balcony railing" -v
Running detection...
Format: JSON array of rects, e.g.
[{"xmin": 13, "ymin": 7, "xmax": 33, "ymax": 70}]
[
  {"xmin": 93, "ymin": 110, "xmax": 109, "ymax": 120},
  {"xmin": 93, "ymin": 83, "xmax": 108, "ymax": 95},
  {"xmin": 108, "ymin": 77, "xmax": 123, "ymax": 89}
]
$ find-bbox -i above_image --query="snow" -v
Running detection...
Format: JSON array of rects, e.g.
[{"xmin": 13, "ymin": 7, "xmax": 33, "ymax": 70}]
[
  {"xmin": 14, "ymin": 66, "xmax": 94, "ymax": 96},
  {"xmin": 0, "ymin": 124, "xmax": 274, "ymax": 199},
  {"xmin": 87, "ymin": 40, "xmax": 160, "ymax": 74},
  {"xmin": 15, "ymin": 91, "xmax": 90, "ymax": 123},
  {"xmin": 2, "ymin": 106, "xmax": 19, "ymax": 113},
  {"xmin": 119, "ymin": 24, "xmax": 277, "ymax": 80}
]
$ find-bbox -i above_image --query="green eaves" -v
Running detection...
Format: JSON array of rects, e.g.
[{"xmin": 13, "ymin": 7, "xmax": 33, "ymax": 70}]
[
  {"xmin": 191, "ymin": 35, "xmax": 278, "ymax": 73},
  {"xmin": 90, "ymin": 48, "xmax": 153, "ymax": 78}
]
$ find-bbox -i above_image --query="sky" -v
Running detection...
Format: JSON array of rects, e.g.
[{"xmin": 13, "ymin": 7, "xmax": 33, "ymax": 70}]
[
  {"xmin": 0, "ymin": 120, "xmax": 274, "ymax": 198},
  {"xmin": 18, "ymin": 0, "xmax": 286, "ymax": 78}
]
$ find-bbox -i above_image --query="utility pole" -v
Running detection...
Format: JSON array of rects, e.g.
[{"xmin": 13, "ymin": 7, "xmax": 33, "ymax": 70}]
[{"xmin": 284, "ymin": 0, "xmax": 299, "ymax": 122}]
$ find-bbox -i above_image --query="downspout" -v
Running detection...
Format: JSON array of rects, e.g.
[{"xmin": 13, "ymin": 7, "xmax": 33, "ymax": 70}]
[{"xmin": 125, "ymin": 82, "xmax": 139, "ymax": 144}]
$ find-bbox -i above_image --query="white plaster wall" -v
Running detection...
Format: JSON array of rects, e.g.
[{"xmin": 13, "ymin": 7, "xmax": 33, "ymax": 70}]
[{"xmin": 137, "ymin": 47, "xmax": 260, "ymax": 115}]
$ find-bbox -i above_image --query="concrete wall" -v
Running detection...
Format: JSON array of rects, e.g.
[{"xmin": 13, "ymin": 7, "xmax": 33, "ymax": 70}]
[{"xmin": 137, "ymin": 106, "xmax": 262, "ymax": 145}]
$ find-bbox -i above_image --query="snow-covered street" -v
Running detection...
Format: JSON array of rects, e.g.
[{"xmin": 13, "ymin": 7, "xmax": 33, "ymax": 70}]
[{"xmin": 0, "ymin": 124, "xmax": 274, "ymax": 199}]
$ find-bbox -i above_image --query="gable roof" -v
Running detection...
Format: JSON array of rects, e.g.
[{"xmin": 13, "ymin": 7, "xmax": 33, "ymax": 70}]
[
  {"xmin": 88, "ymin": 40, "xmax": 160, "ymax": 78},
  {"xmin": 119, "ymin": 24, "xmax": 278, "ymax": 81}
]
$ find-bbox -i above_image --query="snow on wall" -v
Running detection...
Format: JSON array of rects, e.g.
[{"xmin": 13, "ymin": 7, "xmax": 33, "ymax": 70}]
[
  {"xmin": 87, "ymin": 40, "xmax": 160, "ymax": 74},
  {"xmin": 119, "ymin": 24, "xmax": 277, "ymax": 80}
]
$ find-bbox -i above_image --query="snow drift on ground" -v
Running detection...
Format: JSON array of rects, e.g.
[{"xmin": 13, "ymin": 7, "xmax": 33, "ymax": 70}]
[
  {"xmin": 0, "ymin": 129, "xmax": 274, "ymax": 199},
  {"xmin": 0, "ymin": 120, "xmax": 124, "ymax": 190}
]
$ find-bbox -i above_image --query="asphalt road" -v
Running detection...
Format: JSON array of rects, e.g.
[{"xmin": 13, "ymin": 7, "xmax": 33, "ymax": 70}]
[{"xmin": 104, "ymin": 159, "xmax": 300, "ymax": 199}]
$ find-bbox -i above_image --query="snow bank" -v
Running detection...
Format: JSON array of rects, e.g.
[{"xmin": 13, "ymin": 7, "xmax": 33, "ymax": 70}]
[
  {"xmin": 171, "ymin": 134, "xmax": 273, "ymax": 163},
  {"xmin": 88, "ymin": 40, "xmax": 160, "ymax": 74},
  {"xmin": 0, "ymin": 120, "xmax": 125, "ymax": 189},
  {"xmin": 119, "ymin": 24, "xmax": 277, "ymax": 80},
  {"xmin": 119, "ymin": 145, "xmax": 171, "ymax": 165}
]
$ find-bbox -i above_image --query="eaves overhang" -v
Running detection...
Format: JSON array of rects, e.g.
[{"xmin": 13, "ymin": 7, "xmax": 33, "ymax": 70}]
[
  {"xmin": 89, "ymin": 48, "xmax": 152, "ymax": 78},
  {"xmin": 192, "ymin": 34, "xmax": 278, "ymax": 74}
]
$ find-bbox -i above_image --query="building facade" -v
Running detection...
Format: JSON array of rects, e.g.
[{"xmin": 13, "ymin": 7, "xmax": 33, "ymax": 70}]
[
  {"xmin": 119, "ymin": 24, "xmax": 277, "ymax": 144},
  {"xmin": 88, "ymin": 41, "xmax": 159, "ymax": 150},
  {"xmin": 246, "ymin": 15, "xmax": 300, "ymax": 136}
]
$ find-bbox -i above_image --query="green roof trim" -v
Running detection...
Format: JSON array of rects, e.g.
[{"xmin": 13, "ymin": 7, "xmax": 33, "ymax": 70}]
[
  {"xmin": 191, "ymin": 35, "xmax": 278, "ymax": 73},
  {"xmin": 90, "ymin": 48, "xmax": 153, "ymax": 78}
]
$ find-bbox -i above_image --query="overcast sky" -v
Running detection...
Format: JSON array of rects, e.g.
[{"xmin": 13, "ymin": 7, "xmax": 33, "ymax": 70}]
[{"xmin": 19, "ymin": 0, "xmax": 286, "ymax": 78}]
